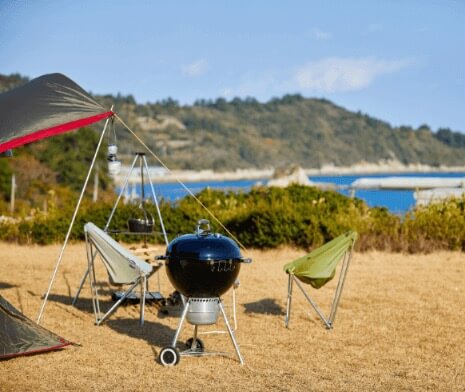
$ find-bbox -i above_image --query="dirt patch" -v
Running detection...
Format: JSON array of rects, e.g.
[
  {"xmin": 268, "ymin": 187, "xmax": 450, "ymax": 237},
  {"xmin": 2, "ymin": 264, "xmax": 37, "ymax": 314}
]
[{"xmin": 0, "ymin": 243, "xmax": 464, "ymax": 391}]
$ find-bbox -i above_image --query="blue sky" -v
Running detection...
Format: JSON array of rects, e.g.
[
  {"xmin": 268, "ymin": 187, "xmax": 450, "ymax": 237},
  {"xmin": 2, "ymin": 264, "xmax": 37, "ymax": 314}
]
[{"xmin": 1, "ymin": 1, "xmax": 464, "ymax": 131}]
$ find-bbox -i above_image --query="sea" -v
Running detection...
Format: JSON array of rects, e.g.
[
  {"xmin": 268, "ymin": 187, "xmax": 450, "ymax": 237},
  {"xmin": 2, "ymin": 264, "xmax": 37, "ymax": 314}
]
[{"xmin": 124, "ymin": 172, "xmax": 465, "ymax": 215}]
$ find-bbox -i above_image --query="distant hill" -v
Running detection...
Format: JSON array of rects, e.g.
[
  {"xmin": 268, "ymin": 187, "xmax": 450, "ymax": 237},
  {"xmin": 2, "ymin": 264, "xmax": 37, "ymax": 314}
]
[{"xmin": 2, "ymin": 73, "xmax": 465, "ymax": 172}]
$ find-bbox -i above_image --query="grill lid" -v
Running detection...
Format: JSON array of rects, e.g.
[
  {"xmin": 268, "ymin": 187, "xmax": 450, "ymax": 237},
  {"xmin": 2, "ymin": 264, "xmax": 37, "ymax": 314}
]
[{"xmin": 165, "ymin": 220, "xmax": 242, "ymax": 261}]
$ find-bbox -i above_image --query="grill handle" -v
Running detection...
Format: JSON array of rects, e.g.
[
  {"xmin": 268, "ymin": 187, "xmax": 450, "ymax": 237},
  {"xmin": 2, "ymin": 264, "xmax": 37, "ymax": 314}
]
[
  {"xmin": 155, "ymin": 255, "xmax": 251, "ymax": 263},
  {"xmin": 196, "ymin": 219, "xmax": 211, "ymax": 236}
]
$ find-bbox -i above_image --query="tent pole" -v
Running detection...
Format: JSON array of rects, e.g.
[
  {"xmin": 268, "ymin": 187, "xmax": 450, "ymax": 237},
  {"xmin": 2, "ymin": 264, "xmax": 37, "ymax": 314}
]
[{"xmin": 37, "ymin": 113, "xmax": 112, "ymax": 324}]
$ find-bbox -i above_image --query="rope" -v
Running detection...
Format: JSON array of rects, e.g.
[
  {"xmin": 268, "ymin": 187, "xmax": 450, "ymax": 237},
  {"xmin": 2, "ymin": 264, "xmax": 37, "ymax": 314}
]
[{"xmin": 113, "ymin": 113, "xmax": 248, "ymax": 252}]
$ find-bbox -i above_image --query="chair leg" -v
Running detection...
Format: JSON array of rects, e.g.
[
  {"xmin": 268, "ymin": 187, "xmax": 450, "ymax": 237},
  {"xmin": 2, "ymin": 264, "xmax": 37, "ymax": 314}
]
[
  {"xmin": 73, "ymin": 246, "xmax": 99, "ymax": 306},
  {"xmin": 285, "ymin": 274, "xmax": 293, "ymax": 328},
  {"xmin": 294, "ymin": 277, "xmax": 332, "ymax": 329},
  {"xmin": 72, "ymin": 267, "xmax": 89, "ymax": 306},
  {"xmin": 140, "ymin": 276, "xmax": 147, "ymax": 326},
  {"xmin": 328, "ymin": 247, "xmax": 354, "ymax": 327},
  {"xmin": 86, "ymin": 239, "xmax": 101, "ymax": 324},
  {"xmin": 96, "ymin": 280, "xmax": 139, "ymax": 325}
]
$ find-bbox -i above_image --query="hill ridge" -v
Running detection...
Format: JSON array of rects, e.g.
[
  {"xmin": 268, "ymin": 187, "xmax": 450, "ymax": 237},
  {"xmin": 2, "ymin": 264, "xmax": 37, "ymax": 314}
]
[{"xmin": 2, "ymin": 73, "xmax": 465, "ymax": 171}]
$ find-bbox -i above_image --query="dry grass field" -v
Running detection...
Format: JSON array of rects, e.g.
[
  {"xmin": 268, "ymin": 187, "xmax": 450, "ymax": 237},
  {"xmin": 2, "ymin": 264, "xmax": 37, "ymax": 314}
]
[{"xmin": 0, "ymin": 242, "xmax": 464, "ymax": 391}]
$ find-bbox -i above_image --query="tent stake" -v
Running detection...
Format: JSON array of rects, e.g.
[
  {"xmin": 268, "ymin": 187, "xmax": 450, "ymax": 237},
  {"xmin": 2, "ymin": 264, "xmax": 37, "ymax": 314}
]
[{"xmin": 37, "ymin": 113, "xmax": 112, "ymax": 324}]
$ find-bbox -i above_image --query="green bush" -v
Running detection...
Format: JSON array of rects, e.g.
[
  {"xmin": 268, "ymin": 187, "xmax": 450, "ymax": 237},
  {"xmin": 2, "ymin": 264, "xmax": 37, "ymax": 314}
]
[
  {"xmin": 1, "ymin": 185, "xmax": 465, "ymax": 253},
  {"xmin": 402, "ymin": 198, "xmax": 465, "ymax": 252}
]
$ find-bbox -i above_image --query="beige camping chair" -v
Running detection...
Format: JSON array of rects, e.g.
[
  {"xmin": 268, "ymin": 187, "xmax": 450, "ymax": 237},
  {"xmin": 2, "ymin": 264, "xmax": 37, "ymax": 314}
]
[{"xmin": 84, "ymin": 222, "xmax": 160, "ymax": 326}]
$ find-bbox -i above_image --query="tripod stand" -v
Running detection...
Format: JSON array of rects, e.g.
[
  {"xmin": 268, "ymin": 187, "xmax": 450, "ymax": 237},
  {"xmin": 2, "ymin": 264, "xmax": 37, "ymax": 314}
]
[{"xmin": 72, "ymin": 152, "xmax": 169, "ymax": 306}]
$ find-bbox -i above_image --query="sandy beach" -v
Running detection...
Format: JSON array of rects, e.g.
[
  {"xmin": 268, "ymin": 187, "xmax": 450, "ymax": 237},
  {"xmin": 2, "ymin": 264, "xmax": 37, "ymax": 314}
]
[{"xmin": 0, "ymin": 243, "xmax": 464, "ymax": 391}]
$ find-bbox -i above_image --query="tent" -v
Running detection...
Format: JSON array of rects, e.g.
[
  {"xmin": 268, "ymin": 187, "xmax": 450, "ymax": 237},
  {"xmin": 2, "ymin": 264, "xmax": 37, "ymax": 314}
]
[
  {"xmin": 0, "ymin": 73, "xmax": 113, "ymax": 153},
  {"xmin": 0, "ymin": 295, "xmax": 71, "ymax": 359}
]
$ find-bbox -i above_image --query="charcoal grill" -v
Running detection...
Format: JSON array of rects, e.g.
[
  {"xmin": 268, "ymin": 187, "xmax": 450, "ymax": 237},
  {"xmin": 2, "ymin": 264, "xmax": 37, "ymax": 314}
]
[{"xmin": 157, "ymin": 219, "xmax": 251, "ymax": 366}]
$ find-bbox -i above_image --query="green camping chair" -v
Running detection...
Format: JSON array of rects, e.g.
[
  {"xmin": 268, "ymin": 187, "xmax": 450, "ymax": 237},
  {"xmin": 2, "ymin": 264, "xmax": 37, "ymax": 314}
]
[{"xmin": 284, "ymin": 231, "xmax": 358, "ymax": 329}]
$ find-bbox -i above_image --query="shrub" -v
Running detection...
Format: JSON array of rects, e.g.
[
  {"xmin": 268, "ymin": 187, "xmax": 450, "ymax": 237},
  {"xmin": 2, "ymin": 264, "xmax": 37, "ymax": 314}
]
[{"xmin": 1, "ymin": 186, "xmax": 464, "ymax": 253}]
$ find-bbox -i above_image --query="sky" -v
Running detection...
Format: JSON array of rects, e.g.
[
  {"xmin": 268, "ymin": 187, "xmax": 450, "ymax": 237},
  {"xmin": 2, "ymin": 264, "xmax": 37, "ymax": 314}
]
[{"xmin": 1, "ymin": 0, "xmax": 464, "ymax": 131}]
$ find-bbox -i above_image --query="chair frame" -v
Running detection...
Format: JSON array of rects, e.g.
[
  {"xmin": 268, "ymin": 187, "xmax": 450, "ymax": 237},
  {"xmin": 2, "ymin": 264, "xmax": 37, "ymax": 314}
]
[
  {"xmin": 84, "ymin": 228, "xmax": 154, "ymax": 326},
  {"xmin": 285, "ymin": 239, "xmax": 355, "ymax": 329}
]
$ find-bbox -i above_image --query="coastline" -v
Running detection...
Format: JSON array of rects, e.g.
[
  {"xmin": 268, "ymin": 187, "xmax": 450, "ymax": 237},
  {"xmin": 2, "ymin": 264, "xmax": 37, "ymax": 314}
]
[{"xmin": 113, "ymin": 161, "xmax": 465, "ymax": 185}]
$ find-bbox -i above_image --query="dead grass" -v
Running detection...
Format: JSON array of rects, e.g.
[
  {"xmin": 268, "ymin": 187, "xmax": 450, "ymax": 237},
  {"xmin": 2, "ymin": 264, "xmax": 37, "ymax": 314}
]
[{"xmin": 0, "ymin": 243, "xmax": 464, "ymax": 391}]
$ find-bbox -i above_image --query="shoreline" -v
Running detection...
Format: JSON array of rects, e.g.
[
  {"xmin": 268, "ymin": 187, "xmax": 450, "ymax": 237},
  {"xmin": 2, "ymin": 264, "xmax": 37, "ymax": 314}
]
[{"xmin": 113, "ymin": 162, "xmax": 465, "ymax": 185}]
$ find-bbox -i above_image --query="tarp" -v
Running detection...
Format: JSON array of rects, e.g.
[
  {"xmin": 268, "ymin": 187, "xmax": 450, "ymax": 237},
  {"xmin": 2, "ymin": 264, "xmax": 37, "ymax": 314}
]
[
  {"xmin": 0, "ymin": 73, "xmax": 113, "ymax": 153},
  {"xmin": 0, "ymin": 295, "xmax": 72, "ymax": 359},
  {"xmin": 283, "ymin": 231, "xmax": 358, "ymax": 289}
]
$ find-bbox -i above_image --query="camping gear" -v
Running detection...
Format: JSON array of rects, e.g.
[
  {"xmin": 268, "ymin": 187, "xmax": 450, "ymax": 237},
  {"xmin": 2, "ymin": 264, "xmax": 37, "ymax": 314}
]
[
  {"xmin": 126, "ymin": 152, "xmax": 156, "ymax": 234},
  {"xmin": 156, "ymin": 219, "xmax": 251, "ymax": 366},
  {"xmin": 107, "ymin": 144, "xmax": 121, "ymax": 175},
  {"xmin": 84, "ymin": 222, "xmax": 162, "ymax": 326},
  {"xmin": 127, "ymin": 216, "xmax": 154, "ymax": 233},
  {"xmin": 0, "ymin": 73, "xmax": 240, "ymax": 339},
  {"xmin": 284, "ymin": 231, "xmax": 357, "ymax": 329},
  {"xmin": 0, "ymin": 73, "xmax": 113, "ymax": 153},
  {"xmin": 0, "ymin": 295, "xmax": 71, "ymax": 359},
  {"xmin": 72, "ymin": 152, "xmax": 168, "ymax": 307}
]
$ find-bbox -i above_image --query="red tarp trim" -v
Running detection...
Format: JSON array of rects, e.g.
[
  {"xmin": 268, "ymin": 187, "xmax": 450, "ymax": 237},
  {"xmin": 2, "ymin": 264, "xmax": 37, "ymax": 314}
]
[
  {"xmin": 0, "ymin": 340, "xmax": 73, "ymax": 360},
  {"xmin": 0, "ymin": 111, "xmax": 113, "ymax": 153}
]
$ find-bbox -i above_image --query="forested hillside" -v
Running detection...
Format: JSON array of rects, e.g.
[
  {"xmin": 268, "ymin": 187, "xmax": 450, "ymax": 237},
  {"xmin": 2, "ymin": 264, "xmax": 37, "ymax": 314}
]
[
  {"xmin": 2, "ymin": 73, "xmax": 465, "ymax": 174},
  {"xmin": 95, "ymin": 88, "xmax": 465, "ymax": 171}
]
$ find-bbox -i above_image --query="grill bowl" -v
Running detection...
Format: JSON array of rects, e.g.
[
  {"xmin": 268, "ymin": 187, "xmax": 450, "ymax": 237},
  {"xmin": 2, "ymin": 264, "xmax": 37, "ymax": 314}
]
[{"xmin": 161, "ymin": 231, "xmax": 246, "ymax": 298}]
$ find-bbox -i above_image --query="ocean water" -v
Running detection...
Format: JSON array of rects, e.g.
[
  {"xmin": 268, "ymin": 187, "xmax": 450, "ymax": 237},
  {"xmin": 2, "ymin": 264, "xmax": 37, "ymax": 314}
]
[{"xmin": 121, "ymin": 172, "xmax": 465, "ymax": 215}]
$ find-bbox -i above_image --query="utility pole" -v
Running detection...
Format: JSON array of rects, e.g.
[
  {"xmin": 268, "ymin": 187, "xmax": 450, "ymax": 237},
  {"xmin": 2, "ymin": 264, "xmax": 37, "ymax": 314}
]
[{"xmin": 10, "ymin": 173, "xmax": 15, "ymax": 214}]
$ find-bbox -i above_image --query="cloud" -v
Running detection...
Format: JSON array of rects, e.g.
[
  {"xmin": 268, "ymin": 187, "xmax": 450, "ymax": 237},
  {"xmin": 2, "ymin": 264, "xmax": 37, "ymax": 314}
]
[
  {"xmin": 181, "ymin": 59, "xmax": 208, "ymax": 77},
  {"xmin": 311, "ymin": 28, "xmax": 332, "ymax": 41},
  {"xmin": 293, "ymin": 57, "xmax": 413, "ymax": 93}
]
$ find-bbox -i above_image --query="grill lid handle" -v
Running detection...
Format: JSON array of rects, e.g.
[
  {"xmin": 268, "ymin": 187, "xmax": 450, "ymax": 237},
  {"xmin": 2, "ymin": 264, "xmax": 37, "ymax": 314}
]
[{"xmin": 196, "ymin": 219, "xmax": 211, "ymax": 236}]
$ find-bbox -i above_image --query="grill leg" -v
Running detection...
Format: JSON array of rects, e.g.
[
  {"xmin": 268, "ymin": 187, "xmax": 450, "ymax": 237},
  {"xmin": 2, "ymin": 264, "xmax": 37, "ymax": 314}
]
[
  {"xmin": 192, "ymin": 325, "xmax": 199, "ymax": 346},
  {"xmin": 171, "ymin": 300, "xmax": 190, "ymax": 347},
  {"xmin": 218, "ymin": 300, "xmax": 244, "ymax": 365}
]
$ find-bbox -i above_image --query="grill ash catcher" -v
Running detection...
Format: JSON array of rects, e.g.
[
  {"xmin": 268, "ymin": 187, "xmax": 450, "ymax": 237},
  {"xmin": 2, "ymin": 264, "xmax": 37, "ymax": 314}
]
[{"xmin": 156, "ymin": 219, "xmax": 251, "ymax": 366}]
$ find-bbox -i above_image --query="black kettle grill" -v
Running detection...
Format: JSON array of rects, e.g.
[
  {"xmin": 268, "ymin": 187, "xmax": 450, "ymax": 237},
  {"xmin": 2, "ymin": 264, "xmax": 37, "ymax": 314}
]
[
  {"xmin": 157, "ymin": 219, "xmax": 251, "ymax": 366},
  {"xmin": 162, "ymin": 220, "xmax": 249, "ymax": 298}
]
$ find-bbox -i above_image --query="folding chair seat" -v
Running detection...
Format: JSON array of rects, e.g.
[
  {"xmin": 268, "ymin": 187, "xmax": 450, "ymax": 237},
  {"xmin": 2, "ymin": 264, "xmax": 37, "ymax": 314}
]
[
  {"xmin": 84, "ymin": 222, "xmax": 159, "ymax": 326},
  {"xmin": 284, "ymin": 231, "xmax": 357, "ymax": 329}
]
